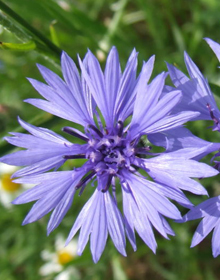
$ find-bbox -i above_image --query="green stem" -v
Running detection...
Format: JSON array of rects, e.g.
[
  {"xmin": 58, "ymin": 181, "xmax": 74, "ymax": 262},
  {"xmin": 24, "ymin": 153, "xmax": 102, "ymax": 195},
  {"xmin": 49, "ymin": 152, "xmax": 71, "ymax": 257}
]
[
  {"xmin": 98, "ymin": 0, "xmax": 128, "ymax": 52},
  {"xmin": 0, "ymin": 0, "xmax": 62, "ymax": 57}
]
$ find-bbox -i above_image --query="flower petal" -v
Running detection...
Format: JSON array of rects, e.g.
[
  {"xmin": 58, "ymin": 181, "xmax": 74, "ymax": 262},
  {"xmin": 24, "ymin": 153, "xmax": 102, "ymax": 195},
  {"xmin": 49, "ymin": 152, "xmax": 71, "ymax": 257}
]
[
  {"xmin": 104, "ymin": 191, "xmax": 126, "ymax": 256},
  {"xmin": 104, "ymin": 47, "xmax": 121, "ymax": 127},
  {"xmin": 191, "ymin": 216, "xmax": 218, "ymax": 247},
  {"xmin": 212, "ymin": 221, "xmax": 220, "ymax": 257}
]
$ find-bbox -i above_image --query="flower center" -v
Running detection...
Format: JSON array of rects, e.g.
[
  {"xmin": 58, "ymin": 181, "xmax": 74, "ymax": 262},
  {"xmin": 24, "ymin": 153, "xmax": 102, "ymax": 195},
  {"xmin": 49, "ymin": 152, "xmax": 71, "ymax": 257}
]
[
  {"xmin": 1, "ymin": 174, "xmax": 21, "ymax": 192},
  {"xmin": 57, "ymin": 251, "xmax": 73, "ymax": 265},
  {"xmin": 87, "ymin": 130, "xmax": 134, "ymax": 176},
  {"xmin": 63, "ymin": 121, "xmax": 151, "ymax": 193},
  {"xmin": 94, "ymin": 136, "xmax": 125, "ymax": 163}
]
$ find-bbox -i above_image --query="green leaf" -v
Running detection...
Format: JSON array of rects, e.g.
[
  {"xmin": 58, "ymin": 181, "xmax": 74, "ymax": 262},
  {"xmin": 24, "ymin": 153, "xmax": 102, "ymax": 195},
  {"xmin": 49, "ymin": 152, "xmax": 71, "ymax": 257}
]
[
  {"xmin": 0, "ymin": 40, "xmax": 36, "ymax": 51},
  {"xmin": 49, "ymin": 20, "xmax": 60, "ymax": 47},
  {"xmin": 209, "ymin": 82, "xmax": 220, "ymax": 96},
  {"xmin": 209, "ymin": 82, "xmax": 220, "ymax": 105},
  {"xmin": 0, "ymin": 10, "xmax": 30, "ymax": 42},
  {"xmin": 0, "ymin": 0, "xmax": 62, "ymax": 58},
  {"xmin": 38, "ymin": 0, "xmax": 106, "ymax": 49}
]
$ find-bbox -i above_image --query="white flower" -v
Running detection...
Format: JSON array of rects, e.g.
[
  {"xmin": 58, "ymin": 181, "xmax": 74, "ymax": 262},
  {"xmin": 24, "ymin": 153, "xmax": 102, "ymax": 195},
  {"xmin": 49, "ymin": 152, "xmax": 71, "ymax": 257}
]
[
  {"xmin": 0, "ymin": 163, "xmax": 24, "ymax": 208},
  {"xmin": 39, "ymin": 235, "xmax": 80, "ymax": 280}
]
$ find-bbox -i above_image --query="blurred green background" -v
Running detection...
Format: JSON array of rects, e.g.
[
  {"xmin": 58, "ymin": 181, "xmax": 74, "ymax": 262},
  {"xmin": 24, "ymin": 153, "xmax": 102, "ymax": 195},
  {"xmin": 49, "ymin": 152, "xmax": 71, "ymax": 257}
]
[{"xmin": 1, "ymin": 0, "xmax": 220, "ymax": 279}]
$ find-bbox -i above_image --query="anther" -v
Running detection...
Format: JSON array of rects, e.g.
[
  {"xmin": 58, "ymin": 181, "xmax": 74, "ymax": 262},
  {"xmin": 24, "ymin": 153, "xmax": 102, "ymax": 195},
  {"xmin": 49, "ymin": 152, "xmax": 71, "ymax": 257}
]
[
  {"xmin": 63, "ymin": 155, "xmax": 86, "ymax": 160},
  {"xmin": 101, "ymin": 175, "xmax": 113, "ymax": 193},
  {"xmin": 214, "ymin": 162, "xmax": 220, "ymax": 171},
  {"xmin": 135, "ymin": 146, "xmax": 152, "ymax": 154},
  {"xmin": 78, "ymin": 184, "xmax": 87, "ymax": 196},
  {"xmin": 132, "ymin": 133, "xmax": 145, "ymax": 147},
  {"xmin": 75, "ymin": 170, "xmax": 96, "ymax": 190},
  {"xmin": 117, "ymin": 121, "xmax": 124, "ymax": 137},
  {"xmin": 207, "ymin": 103, "xmax": 219, "ymax": 124},
  {"xmin": 88, "ymin": 124, "xmax": 103, "ymax": 138},
  {"xmin": 63, "ymin": 127, "xmax": 88, "ymax": 142}
]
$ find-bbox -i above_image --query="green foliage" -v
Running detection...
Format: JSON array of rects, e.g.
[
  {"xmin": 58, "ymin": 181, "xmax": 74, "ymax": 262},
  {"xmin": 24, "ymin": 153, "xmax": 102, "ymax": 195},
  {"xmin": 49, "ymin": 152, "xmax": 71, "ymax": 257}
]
[
  {"xmin": 1, "ymin": 0, "xmax": 220, "ymax": 279},
  {"xmin": 0, "ymin": 40, "xmax": 36, "ymax": 50}
]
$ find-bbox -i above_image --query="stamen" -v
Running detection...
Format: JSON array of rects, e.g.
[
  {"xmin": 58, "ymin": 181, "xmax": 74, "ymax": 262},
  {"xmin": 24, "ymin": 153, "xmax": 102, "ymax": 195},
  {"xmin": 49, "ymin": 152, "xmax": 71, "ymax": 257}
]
[
  {"xmin": 88, "ymin": 124, "xmax": 103, "ymax": 138},
  {"xmin": 214, "ymin": 162, "xmax": 220, "ymax": 171},
  {"xmin": 117, "ymin": 121, "xmax": 124, "ymax": 137},
  {"xmin": 132, "ymin": 133, "xmax": 144, "ymax": 147},
  {"xmin": 63, "ymin": 155, "xmax": 86, "ymax": 160},
  {"xmin": 75, "ymin": 170, "xmax": 96, "ymax": 190},
  {"xmin": 63, "ymin": 127, "xmax": 88, "ymax": 142},
  {"xmin": 207, "ymin": 103, "xmax": 219, "ymax": 124},
  {"xmin": 101, "ymin": 175, "xmax": 113, "ymax": 193},
  {"xmin": 135, "ymin": 146, "xmax": 152, "ymax": 154},
  {"xmin": 78, "ymin": 183, "xmax": 87, "ymax": 196}
]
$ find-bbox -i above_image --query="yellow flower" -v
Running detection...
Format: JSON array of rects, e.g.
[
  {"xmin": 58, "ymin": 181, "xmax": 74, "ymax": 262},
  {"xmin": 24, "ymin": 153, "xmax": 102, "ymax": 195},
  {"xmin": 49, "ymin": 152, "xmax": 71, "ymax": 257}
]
[
  {"xmin": 1, "ymin": 173, "xmax": 21, "ymax": 192},
  {"xmin": 0, "ymin": 163, "xmax": 22, "ymax": 208},
  {"xmin": 39, "ymin": 235, "xmax": 80, "ymax": 280}
]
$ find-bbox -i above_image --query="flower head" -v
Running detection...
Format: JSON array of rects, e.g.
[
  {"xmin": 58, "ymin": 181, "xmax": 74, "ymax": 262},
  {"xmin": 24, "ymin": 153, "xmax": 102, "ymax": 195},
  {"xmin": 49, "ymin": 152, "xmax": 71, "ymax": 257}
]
[
  {"xmin": 166, "ymin": 38, "xmax": 220, "ymax": 129},
  {"xmin": 166, "ymin": 46, "xmax": 219, "ymax": 122},
  {"xmin": 163, "ymin": 38, "xmax": 220, "ymax": 166},
  {"xmin": 0, "ymin": 47, "xmax": 217, "ymax": 262}
]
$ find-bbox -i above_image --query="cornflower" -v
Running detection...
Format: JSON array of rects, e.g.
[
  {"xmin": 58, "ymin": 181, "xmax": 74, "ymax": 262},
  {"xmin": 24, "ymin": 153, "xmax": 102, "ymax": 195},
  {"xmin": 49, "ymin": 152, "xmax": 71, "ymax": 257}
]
[
  {"xmin": 0, "ymin": 47, "xmax": 217, "ymax": 262},
  {"xmin": 167, "ymin": 38, "xmax": 220, "ymax": 257}
]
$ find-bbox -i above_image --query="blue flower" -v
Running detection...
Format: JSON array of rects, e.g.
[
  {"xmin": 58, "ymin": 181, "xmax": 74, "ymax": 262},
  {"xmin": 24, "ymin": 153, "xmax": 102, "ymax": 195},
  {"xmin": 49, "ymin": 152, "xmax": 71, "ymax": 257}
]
[
  {"xmin": 167, "ymin": 38, "xmax": 220, "ymax": 257},
  {"xmin": 0, "ymin": 47, "xmax": 217, "ymax": 262},
  {"xmin": 166, "ymin": 44, "xmax": 220, "ymax": 123},
  {"xmin": 183, "ymin": 196, "xmax": 220, "ymax": 257},
  {"xmin": 163, "ymin": 38, "xmax": 220, "ymax": 164}
]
